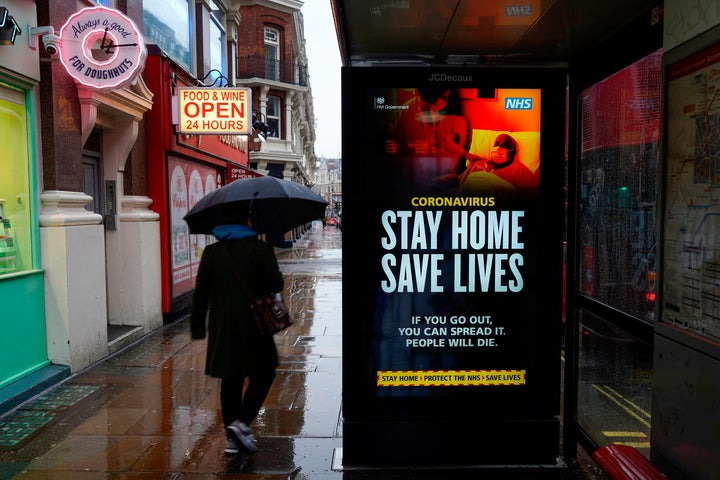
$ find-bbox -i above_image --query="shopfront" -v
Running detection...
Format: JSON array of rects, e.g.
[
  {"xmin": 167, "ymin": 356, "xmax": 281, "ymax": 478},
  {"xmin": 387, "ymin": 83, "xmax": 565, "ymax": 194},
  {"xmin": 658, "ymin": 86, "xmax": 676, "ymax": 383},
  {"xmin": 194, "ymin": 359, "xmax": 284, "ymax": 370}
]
[
  {"xmin": 2, "ymin": 3, "xmax": 162, "ymax": 407},
  {"xmin": 0, "ymin": 1, "xmax": 56, "ymax": 395},
  {"xmin": 144, "ymin": 48, "xmax": 253, "ymax": 320}
]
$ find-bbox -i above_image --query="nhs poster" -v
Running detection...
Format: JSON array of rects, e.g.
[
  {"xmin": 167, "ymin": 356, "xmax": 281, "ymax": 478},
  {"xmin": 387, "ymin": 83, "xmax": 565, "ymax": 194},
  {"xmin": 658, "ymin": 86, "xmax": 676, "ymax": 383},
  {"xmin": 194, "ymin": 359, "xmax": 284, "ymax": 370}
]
[{"xmin": 342, "ymin": 68, "xmax": 564, "ymax": 419}]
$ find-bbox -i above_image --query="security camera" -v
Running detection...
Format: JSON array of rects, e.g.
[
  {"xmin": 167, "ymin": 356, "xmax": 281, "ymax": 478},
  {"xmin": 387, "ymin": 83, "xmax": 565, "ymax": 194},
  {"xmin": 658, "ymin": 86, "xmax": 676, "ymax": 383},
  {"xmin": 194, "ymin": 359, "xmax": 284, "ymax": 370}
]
[
  {"xmin": 28, "ymin": 26, "xmax": 59, "ymax": 56},
  {"xmin": 42, "ymin": 34, "xmax": 61, "ymax": 56}
]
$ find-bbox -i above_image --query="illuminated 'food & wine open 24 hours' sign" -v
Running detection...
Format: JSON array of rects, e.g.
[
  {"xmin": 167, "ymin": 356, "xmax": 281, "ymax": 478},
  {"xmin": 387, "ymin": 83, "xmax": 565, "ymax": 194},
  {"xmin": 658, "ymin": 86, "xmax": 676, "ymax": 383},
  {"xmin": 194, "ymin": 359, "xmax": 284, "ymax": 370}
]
[{"xmin": 177, "ymin": 87, "xmax": 251, "ymax": 135}]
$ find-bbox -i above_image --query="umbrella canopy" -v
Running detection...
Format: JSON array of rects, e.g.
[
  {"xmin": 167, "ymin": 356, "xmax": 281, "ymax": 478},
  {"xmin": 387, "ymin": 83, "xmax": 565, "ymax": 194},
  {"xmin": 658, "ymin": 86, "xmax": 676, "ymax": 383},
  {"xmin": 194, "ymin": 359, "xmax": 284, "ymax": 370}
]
[{"xmin": 183, "ymin": 175, "xmax": 329, "ymax": 235}]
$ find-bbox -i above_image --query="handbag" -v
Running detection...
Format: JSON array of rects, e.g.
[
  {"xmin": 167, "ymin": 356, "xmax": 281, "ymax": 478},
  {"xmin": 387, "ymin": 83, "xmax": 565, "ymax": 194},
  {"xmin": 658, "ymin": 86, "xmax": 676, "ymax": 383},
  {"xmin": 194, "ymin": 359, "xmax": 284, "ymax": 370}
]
[
  {"xmin": 222, "ymin": 243, "xmax": 293, "ymax": 335},
  {"xmin": 250, "ymin": 292, "xmax": 292, "ymax": 335}
]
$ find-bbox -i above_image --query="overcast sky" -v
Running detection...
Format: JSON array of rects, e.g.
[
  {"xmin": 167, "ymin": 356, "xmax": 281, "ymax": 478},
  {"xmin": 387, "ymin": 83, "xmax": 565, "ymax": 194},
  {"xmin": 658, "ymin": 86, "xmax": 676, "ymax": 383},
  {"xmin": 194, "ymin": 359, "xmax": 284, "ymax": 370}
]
[{"xmin": 302, "ymin": 0, "xmax": 342, "ymax": 158}]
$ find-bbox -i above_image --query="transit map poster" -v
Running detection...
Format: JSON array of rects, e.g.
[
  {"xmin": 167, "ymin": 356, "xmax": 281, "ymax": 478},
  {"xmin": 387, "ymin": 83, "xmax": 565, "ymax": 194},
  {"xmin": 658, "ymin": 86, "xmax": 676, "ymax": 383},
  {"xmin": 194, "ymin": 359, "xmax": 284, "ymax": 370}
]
[
  {"xmin": 342, "ymin": 67, "xmax": 565, "ymax": 430},
  {"xmin": 662, "ymin": 40, "xmax": 720, "ymax": 345}
]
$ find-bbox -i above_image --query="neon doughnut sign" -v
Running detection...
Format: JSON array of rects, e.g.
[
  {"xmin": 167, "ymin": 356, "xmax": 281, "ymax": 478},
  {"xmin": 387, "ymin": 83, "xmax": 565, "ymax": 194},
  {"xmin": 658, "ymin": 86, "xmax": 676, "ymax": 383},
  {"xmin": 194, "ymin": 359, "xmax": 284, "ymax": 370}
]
[{"xmin": 58, "ymin": 6, "xmax": 147, "ymax": 92}]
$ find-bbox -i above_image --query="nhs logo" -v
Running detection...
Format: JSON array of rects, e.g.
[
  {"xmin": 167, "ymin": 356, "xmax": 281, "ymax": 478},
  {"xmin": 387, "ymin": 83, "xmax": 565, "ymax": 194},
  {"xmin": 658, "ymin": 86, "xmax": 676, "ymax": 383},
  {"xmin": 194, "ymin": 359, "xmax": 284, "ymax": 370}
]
[
  {"xmin": 505, "ymin": 98, "xmax": 533, "ymax": 110},
  {"xmin": 506, "ymin": 5, "xmax": 532, "ymax": 16}
]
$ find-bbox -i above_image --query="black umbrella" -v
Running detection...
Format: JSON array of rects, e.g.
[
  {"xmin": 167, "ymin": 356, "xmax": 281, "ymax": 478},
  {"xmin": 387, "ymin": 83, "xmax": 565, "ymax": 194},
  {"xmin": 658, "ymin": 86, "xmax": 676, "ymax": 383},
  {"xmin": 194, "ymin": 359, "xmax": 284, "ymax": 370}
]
[{"xmin": 183, "ymin": 175, "xmax": 329, "ymax": 235}]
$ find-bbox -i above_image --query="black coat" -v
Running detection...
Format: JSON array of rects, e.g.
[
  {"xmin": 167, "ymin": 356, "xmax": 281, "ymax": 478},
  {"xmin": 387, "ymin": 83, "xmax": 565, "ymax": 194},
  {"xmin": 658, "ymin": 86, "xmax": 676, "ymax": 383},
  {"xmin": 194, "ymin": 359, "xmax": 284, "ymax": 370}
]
[{"xmin": 190, "ymin": 237, "xmax": 284, "ymax": 379}]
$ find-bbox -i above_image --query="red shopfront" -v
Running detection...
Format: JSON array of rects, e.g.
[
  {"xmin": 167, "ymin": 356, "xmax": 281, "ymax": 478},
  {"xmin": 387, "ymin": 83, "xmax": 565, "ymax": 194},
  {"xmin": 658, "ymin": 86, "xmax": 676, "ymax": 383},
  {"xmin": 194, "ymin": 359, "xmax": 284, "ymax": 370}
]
[{"xmin": 144, "ymin": 47, "xmax": 254, "ymax": 320}]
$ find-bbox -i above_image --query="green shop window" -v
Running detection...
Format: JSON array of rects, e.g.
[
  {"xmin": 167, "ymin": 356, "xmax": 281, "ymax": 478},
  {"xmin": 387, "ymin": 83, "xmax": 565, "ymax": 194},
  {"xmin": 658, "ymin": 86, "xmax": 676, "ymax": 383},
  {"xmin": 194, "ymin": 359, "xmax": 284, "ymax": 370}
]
[{"xmin": 0, "ymin": 83, "xmax": 33, "ymax": 275}]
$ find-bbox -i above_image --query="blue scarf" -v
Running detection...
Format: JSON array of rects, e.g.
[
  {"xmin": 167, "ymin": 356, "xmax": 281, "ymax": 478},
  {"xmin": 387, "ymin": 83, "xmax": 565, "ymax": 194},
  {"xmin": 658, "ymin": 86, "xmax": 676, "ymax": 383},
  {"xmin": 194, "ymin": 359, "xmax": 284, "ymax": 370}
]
[{"xmin": 212, "ymin": 224, "xmax": 258, "ymax": 240}]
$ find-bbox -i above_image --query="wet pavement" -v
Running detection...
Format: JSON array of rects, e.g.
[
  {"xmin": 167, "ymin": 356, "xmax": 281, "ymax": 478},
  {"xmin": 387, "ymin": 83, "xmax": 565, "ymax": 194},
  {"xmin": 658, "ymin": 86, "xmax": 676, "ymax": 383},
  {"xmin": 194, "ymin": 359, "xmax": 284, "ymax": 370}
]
[{"xmin": 0, "ymin": 223, "xmax": 609, "ymax": 479}]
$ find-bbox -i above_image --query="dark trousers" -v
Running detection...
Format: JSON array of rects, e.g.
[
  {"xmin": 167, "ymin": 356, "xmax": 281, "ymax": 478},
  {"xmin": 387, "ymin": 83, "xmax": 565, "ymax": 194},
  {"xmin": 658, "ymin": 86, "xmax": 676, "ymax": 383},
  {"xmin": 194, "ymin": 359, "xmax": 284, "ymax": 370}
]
[{"xmin": 220, "ymin": 370, "xmax": 276, "ymax": 427}]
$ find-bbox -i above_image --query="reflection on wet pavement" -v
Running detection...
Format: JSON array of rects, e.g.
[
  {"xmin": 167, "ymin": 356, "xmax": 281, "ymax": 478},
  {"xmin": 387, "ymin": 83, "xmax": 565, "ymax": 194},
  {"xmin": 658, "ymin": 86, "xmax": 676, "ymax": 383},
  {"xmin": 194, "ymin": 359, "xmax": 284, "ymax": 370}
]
[
  {"xmin": 0, "ymin": 224, "xmax": 607, "ymax": 479},
  {"xmin": 0, "ymin": 223, "xmax": 343, "ymax": 480}
]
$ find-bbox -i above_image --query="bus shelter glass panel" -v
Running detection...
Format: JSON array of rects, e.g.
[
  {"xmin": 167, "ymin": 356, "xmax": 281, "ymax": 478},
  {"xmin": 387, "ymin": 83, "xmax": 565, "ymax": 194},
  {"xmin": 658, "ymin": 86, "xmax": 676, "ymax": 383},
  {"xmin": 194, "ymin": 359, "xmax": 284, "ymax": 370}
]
[
  {"xmin": 577, "ymin": 49, "xmax": 663, "ymax": 323},
  {"xmin": 577, "ymin": 308, "xmax": 653, "ymax": 456}
]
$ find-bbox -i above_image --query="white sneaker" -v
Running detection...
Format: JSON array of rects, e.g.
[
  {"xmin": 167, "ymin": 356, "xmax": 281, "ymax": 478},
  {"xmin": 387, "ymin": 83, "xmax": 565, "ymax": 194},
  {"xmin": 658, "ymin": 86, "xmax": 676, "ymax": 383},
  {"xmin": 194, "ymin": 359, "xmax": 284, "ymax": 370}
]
[
  {"xmin": 225, "ymin": 437, "xmax": 240, "ymax": 454},
  {"xmin": 227, "ymin": 420, "xmax": 258, "ymax": 453}
]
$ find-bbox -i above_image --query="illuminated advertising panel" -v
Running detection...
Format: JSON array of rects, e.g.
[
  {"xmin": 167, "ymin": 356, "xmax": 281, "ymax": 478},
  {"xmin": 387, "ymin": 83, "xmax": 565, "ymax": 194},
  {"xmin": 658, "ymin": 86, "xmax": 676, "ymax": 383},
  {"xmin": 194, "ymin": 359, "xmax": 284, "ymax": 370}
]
[{"xmin": 342, "ymin": 67, "xmax": 566, "ymax": 466}]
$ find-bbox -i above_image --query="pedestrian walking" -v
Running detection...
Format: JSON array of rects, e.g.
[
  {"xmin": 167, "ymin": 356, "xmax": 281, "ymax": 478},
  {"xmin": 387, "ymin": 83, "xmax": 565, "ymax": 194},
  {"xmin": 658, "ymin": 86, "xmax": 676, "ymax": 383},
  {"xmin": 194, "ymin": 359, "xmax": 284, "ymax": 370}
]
[{"xmin": 190, "ymin": 206, "xmax": 284, "ymax": 454}]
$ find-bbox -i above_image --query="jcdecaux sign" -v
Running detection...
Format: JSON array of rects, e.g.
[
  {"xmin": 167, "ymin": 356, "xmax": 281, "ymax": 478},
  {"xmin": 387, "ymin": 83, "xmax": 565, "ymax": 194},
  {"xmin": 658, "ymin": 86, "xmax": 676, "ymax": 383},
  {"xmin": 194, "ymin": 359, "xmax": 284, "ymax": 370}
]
[{"xmin": 177, "ymin": 87, "xmax": 251, "ymax": 135}]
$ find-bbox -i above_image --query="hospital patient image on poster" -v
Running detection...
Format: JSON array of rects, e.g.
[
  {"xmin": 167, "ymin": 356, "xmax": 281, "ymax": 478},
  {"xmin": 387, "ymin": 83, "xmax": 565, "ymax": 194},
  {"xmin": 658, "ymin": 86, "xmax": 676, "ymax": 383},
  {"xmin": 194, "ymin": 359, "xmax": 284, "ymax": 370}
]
[{"xmin": 374, "ymin": 87, "xmax": 541, "ymax": 197}]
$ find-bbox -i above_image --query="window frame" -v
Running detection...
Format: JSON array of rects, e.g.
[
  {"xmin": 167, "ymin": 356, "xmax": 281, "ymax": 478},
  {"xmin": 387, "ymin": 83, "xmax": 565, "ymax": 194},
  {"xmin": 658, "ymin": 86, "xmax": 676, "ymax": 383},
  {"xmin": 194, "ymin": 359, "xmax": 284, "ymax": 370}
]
[
  {"xmin": 265, "ymin": 95, "xmax": 281, "ymax": 139},
  {"xmin": 208, "ymin": 0, "xmax": 227, "ymax": 82},
  {"xmin": 264, "ymin": 26, "xmax": 280, "ymax": 81}
]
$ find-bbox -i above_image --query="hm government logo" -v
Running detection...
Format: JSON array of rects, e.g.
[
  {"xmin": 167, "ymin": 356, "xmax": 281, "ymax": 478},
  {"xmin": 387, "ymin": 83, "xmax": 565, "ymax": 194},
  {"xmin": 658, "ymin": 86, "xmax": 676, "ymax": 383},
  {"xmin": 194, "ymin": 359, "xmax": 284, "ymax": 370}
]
[
  {"xmin": 505, "ymin": 97, "xmax": 533, "ymax": 110},
  {"xmin": 374, "ymin": 96, "xmax": 408, "ymax": 111}
]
